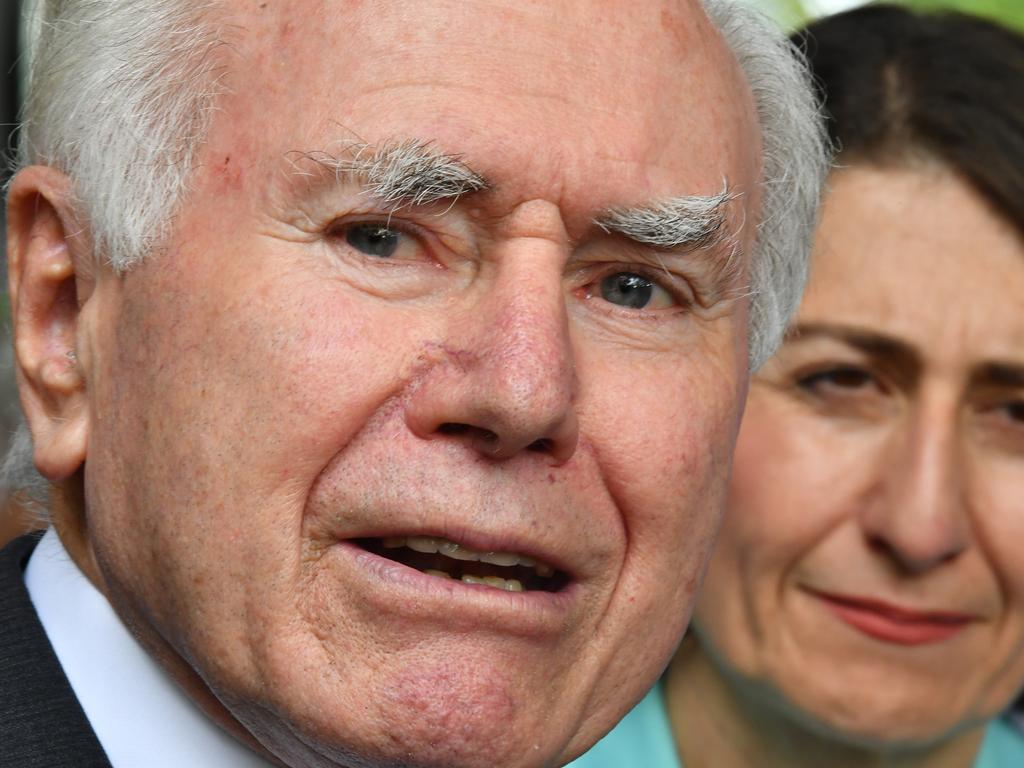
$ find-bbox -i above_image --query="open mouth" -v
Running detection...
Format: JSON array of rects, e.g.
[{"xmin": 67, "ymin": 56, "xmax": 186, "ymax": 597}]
[{"xmin": 356, "ymin": 536, "xmax": 568, "ymax": 593}]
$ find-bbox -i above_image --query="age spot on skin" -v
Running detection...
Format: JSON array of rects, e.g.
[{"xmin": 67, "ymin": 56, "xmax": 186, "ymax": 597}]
[{"xmin": 212, "ymin": 154, "xmax": 243, "ymax": 191}]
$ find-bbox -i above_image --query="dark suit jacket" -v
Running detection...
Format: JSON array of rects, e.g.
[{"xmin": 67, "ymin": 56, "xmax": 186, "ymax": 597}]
[{"xmin": 0, "ymin": 533, "xmax": 113, "ymax": 768}]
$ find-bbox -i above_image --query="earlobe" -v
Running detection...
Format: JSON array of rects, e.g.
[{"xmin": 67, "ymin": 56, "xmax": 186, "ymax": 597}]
[{"xmin": 6, "ymin": 166, "xmax": 94, "ymax": 481}]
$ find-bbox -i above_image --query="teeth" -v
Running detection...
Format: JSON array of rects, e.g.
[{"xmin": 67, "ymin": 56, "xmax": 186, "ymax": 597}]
[
  {"xmin": 438, "ymin": 541, "xmax": 480, "ymax": 561},
  {"xmin": 424, "ymin": 569, "xmax": 452, "ymax": 579},
  {"xmin": 406, "ymin": 536, "xmax": 440, "ymax": 554},
  {"xmin": 381, "ymin": 536, "xmax": 556, "ymax": 578},
  {"xmin": 480, "ymin": 551, "xmax": 520, "ymax": 567},
  {"xmin": 461, "ymin": 575, "xmax": 525, "ymax": 592}
]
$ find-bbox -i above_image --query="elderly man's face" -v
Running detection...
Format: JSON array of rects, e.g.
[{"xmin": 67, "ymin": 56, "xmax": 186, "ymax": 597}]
[{"xmin": 48, "ymin": 1, "xmax": 759, "ymax": 766}]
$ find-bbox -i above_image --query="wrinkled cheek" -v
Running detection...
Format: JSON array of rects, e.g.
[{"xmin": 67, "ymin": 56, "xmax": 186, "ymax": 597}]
[
  {"xmin": 586, "ymin": 386, "xmax": 737, "ymax": 708},
  {"xmin": 636, "ymin": 397, "xmax": 741, "ymax": 636},
  {"xmin": 638, "ymin": 394, "xmax": 738, "ymax": 554}
]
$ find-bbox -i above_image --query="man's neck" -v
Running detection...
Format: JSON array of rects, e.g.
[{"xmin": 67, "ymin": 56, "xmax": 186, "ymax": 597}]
[
  {"xmin": 665, "ymin": 639, "xmax": 985, "ymax": 768},
  {"xmin": 25, "ymin": 528, "xmax": 281, "ymax": 768},
  {"xmin": 44, "ymin": 482, "xmax": 284, "ymax": 768}
]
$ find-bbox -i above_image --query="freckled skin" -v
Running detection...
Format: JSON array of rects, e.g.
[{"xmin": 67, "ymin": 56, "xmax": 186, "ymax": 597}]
[
  {"xmin": 672, "ymin": 167, "xmax": 1024, "ymax": 767},
  {"xmin": 36, "ymin": 2, "xmax": 762, "ymax": 767}
]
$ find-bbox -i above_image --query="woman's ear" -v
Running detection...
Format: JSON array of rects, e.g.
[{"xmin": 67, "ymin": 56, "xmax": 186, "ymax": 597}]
[{"xmin": 6, "ymin": 166, "xmax": 95, "ymax": 481}]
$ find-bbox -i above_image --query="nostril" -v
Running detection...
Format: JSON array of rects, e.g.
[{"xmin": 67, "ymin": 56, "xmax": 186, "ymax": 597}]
[
  {"xmin": 439, "ymin": 423, "xmax": 499, "ymax": 447},
  {"xmin": 433, "ymin": 419, "xmax": 572, "ymax": 461}
]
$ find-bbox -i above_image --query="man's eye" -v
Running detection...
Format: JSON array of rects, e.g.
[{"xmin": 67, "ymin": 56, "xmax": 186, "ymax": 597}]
[
  {"xmin": 599, "ymin": 272, "xmax": 675, "ymax": 310},
  {"xmin": 345, "ymin": 223, "xmax": 402, "ymax": 258}
]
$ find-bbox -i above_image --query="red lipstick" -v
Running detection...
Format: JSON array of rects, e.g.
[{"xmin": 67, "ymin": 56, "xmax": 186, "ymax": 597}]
[{"xmin": 811, "ymin": 591, "xmax": 976, "ymax": 646}]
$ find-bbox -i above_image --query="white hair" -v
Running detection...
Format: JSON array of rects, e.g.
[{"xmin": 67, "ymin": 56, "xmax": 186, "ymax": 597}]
[
  {"xmin": 17, "ymin": 0, "xmax": 224, "ymax": 270},
  {"xmin": 701, "ymin": 0, "xmax": 829, "ymax": 369},
  {"xmin": 6, "ymin": 0, "xmax": 226, "ymax": 507},
  {"xmin": 4, "ymin": 0, "xmax": 828, "ymax": 502}
]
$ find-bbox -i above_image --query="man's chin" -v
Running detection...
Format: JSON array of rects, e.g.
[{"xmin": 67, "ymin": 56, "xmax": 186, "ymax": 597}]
[
  {"xmin": 225, "ymin": 660, "xmax": 579, "ymax": 768},
  {"xmin": 249, "ymin": 713, "xmax": 574, "ymax": 768}
]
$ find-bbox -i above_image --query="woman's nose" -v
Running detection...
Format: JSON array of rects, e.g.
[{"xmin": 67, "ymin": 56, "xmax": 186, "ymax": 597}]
[{"xmin": 859, "ymin": 393, "xmax": 970, "ymax": 574}]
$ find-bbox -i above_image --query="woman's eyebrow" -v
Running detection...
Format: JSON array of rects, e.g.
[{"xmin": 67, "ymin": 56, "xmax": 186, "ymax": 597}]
[
  {"xmin": 786, "ymin": 322, "xmax": 922, "ymax": 368},
  {"xmin": 971, "ymin": 362, "xmax": 1024, "ymax": 389}
]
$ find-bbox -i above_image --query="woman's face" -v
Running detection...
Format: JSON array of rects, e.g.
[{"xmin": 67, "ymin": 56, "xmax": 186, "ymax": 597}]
[{"xmin": 694, "ymin": 165, "xmax": 1024, "ymax": 745}]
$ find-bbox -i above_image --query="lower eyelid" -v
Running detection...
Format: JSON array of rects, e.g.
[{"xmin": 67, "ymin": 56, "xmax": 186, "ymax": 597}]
[
  {"xmin": 579, "ymin": 281, "xmax": 686, "ymax": 314},
  {"xmin": 983, "ymin": 402, "xmax": 1024, "ymax": 423}
]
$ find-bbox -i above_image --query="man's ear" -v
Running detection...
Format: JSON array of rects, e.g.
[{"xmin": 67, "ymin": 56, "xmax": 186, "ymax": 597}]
[{"xmin": 6, "ymin": 166, "xmax": 96, "ymax": 482}]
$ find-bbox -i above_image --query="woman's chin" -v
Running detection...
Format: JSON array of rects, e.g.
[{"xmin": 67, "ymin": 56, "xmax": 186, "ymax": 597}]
[{"xmin": 776, "ymin": 679, "xmax": 980, "ymax": 752}]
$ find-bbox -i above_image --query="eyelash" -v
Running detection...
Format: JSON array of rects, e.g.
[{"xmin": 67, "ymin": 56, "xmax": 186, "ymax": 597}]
[
  {"xmin": 327, "ymin": 217, "xmax": 435, "ymax": 257},
  {"xmin": 1008, "ymin": 401, "xmax": 1024, "ymax": 422},
  {"xmin": 328, "ymin": 217, "xmax": 697, "ymax": 313},
  {"xmin": 795, "ymin": 364, "xmax": 881, "ymax": 395},
  {"xmin": 582, "ymin": 264, "xmax": 694, "ymax": 313},
  {"xmin": 985, "ymin": 399, "xmax": 1024, "ymax": 427}
]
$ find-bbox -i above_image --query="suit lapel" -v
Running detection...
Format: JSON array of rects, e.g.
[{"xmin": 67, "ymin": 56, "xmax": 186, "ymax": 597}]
[{"xmin": 0, "ymin": 533, "xmax": 113, "ymax": 768}]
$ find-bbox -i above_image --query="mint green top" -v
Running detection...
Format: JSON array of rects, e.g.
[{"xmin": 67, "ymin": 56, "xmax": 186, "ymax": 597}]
[{"xmin": 568, "ymin": 685, "xmax": 1024, "ymax": 768}]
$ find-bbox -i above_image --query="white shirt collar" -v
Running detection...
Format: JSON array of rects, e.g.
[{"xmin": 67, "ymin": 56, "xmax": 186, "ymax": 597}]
[{"xmin": 25, "ymin": 528, "xmax": 277, "ymax": 768}]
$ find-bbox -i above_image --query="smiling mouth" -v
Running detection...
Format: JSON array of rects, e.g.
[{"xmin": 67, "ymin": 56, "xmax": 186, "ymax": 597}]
[
  {"xmin": 356, "ymin": 536, "xmax": 567, "ymax": 593},
  {"xmin": 809, "ymin": 590, "xmax": 977, "ymax": 646}
]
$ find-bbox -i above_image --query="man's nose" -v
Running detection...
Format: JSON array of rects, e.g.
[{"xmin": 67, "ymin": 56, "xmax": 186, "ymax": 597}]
[
  {"xmin": 859, "ymin": 395, "xmax": 970, "ymax": 574},
  {"xmin": 404, "ymin": 234, "xmax": 579, "ymax": 465}
]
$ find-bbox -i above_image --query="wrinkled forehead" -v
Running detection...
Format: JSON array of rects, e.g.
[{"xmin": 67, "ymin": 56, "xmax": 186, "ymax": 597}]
[{"xmin": 205, "ymin": 0, "xmax": 760, "ymax": 225}]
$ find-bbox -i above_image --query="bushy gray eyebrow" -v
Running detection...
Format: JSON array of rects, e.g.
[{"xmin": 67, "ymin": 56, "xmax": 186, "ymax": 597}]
[
  {"xmin": 290, "ymin": 143, "xmax": 742, "ymax": 300},
  {"xmin": 593, "ymin": 185, "xmax": 746, "ymax": 304},
  {"xmin": 291, "ymin": 139, "xmax": 490, "ymax": 208},
  {"xmin": 594, "ymin": 186, "xmax": 735, "ymax": 251}
]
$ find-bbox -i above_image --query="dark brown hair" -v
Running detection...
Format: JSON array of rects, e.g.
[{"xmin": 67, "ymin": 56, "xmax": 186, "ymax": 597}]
[{"xmin": 793, "ymin": 4, "xmax": 1024, "ymax": 235}]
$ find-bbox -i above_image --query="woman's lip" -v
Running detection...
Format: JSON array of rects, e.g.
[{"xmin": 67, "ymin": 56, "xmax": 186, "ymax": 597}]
[{"xmin": 809, "ymin": 590, "xmax": 977, "ymax": 646}]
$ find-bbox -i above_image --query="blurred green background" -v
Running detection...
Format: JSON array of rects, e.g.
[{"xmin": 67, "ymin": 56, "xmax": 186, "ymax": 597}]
[{"xmin": 755, "ymin": 0, "xmax": 1024, "ymax": 30}]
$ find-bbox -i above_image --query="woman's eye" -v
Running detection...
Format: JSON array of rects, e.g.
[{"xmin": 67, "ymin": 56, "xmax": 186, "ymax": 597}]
[
  {"xmin": 1002, "ymin": 400, "xmax": 1024, "ymax": 424},
  {"xmin": 598, "ymin": 272, "xmax": 676, "ymax": 310},
  {"xmin": 344, "ymin": 223, "xmax": 403, "ymax": 258},
  {"xmin": 975, "ymin": 399, "xmax": 1024, "ymax": 452},
  {"xmin": 797, "ymin": 366, "xmax": 876, "ymax": 393}
]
